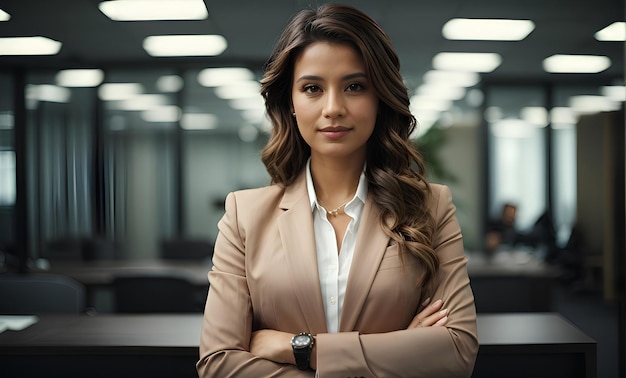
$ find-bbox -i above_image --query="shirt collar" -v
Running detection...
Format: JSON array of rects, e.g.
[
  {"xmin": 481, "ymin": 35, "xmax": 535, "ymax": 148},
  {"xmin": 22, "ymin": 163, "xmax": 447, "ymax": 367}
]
[{"xmin": 305, "ymin": 158, "xmax": 368, "ymax": 212}]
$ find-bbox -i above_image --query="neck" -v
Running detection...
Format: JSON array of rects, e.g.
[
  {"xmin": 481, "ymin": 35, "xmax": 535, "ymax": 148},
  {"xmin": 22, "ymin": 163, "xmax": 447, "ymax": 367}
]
[{"xmin": 310, "ymin": 156, "xmax": 363, "ymax": 209}]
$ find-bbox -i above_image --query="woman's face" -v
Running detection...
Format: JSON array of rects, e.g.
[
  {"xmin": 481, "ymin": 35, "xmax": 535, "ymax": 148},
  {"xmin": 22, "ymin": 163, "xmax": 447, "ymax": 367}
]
[{"xmin": 291, "ymin": 41, "xmax": 378, "ymax": 162}]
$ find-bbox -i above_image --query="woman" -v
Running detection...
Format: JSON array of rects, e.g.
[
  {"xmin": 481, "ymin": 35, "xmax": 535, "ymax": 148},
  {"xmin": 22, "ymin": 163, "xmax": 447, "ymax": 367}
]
[{"xmin": 197, "ymin": 4, "xmax": 478, "ymax": 377}]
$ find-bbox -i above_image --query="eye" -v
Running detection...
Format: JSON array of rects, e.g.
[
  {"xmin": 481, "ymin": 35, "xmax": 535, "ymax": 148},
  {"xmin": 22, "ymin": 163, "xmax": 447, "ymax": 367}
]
[
  {"xmin": 303, "ymin": 84, "xmax": 321, "ymax": 94},
  {"xmin": 346, "ymin": 83, "xmax": 365, "ymax": 92}
]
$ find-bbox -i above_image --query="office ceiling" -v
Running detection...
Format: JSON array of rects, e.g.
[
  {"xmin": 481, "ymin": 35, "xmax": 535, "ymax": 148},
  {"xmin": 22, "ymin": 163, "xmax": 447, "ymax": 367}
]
[{"xmin": 0, "ymin": 0, "xmax": 623, "ymax": 132}]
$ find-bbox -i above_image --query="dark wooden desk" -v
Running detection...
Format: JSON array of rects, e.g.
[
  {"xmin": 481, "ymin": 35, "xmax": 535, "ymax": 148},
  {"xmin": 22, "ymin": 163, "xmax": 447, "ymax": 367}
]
[
  {"xmin": 467, "ymin": 250, "xmax": 560, "ymax": 313},
  {"xmin": 0, "ymin": 313, "xmax": 596, "ymax": 378},
  {"xmin": 38, "ymin": 259, "xmax": 213, "ymax": 287},
  {"xmin": 474, "ymin": 313, "xmax": 596, "ymax": 378}
]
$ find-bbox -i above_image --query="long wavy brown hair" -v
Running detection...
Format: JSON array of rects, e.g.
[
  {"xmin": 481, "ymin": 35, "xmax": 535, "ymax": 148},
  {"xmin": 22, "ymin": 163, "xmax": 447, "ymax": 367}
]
[{"xmin": 260, "ymin": 4, "xmax": 438, "ymax": 292}]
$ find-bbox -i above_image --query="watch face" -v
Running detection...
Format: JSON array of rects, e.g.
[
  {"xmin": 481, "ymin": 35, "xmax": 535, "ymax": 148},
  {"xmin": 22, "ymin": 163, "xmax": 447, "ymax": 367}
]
[{"xmin": 292, "ymin": 334, "xmax": 312, "ymax": 348}]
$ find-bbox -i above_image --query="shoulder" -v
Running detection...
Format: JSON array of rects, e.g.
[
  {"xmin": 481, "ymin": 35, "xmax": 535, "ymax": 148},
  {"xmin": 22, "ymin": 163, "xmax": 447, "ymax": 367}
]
[
  {"xmin": 426, "ymin": 183, "xmax": 455, "ymax": 219},
  {"xmin": 226, "ymin": 184, "xmax": 286, "ymax": 212}
]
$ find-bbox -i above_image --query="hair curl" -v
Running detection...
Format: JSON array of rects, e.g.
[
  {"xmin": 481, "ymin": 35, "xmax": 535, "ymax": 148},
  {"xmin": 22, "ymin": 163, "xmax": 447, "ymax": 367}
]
[{"xmin": 260, "ymin": 4, "xmax": 438, "ymax": 293}]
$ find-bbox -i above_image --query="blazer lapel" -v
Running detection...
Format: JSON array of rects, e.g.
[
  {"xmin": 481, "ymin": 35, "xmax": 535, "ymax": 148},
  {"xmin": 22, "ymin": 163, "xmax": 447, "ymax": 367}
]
[
  {"xmin": 278, "ymin": 173, "xmax": 328, "ymax": 333},
  {"xmin": 339, "ymin": 197, "xmax": 390, "ymax": 331}
]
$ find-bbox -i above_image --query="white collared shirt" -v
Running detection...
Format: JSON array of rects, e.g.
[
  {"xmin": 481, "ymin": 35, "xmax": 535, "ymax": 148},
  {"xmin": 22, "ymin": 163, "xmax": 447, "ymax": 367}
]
[{"xmin": 306, "ymin": 159, "xmax": 367, "ymax": 333}]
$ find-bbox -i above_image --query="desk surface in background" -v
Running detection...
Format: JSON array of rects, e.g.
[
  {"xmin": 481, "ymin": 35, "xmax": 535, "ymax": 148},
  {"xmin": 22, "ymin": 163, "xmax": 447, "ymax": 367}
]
[
  {"xmin": 0, "ymin": 313, "xmax": 596, "ymax": 378},
  {"xmin": 39, "ymin": 249, "xmax": 554, "ymax": 286},
  {"xmin": 37, "ymin": 259, "xmax": 213, "ymax": 287}
]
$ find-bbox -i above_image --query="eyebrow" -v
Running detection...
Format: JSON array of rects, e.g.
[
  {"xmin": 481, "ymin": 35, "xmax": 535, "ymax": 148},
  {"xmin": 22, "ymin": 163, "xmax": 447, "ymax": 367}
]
[{"xmin": 295, "ymin": 72, "xmax": 368, "ymax": 83}]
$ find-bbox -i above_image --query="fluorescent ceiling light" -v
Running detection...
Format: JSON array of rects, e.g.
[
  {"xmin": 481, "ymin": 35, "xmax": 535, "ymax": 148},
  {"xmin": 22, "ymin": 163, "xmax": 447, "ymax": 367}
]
[
  {"xmin": 56, "ymin": 69, "xmax": 104, "ymax": 87},
  {"xmin": 198, "ymin": 67, "xmax": 255, "ymax": 87},
  {"xmin": 484, "ymin": 106, "xmax": 503, "ymax": 123},
  {"xmin": 410, "ymin": 95, "xmax": 452, "ymax": 112},
  {"xmin": 113, "ymin": 94, "xmax": 168, "ymax": 111},
  {"xmin": 181, "ymin": 113, "xmax": 217, "ymax": 130},
  {"xmin": 443, "ymin": 18, "xmax": 535, "ymax": 41},
  {"xmin": 99, "ymin": 0, "xmax": 208, "ymax": 21},
  {"xmin": 156, "ymin": 75, "xmax": 184, "ymax": 92},
  {"xmin": 491, "ymin": 119, "xmax": 535, "ymax": 139},
  {"xmin": 550, "ymin": 107, "xmax": 576, "ymax": 124},
  {"xmin": 214, "ymin": 81, "xmax": 261, "ymax": 100},
  {"xmin": 601, "ymin": 85, "xmax": 626, "ymax": 102},
  {"xmin": 143, "ymin": 35, "xmax": 227, "ymax": 57},
  {"xmin": 99, "ymin": 83, "xmax": 143, "ymax": 101},
  {"xmin": 433, "ymin": 52, "xmax": 502, "ymax": 73},
  {"xmin": 229, "ymin": 97, "xmax": 265, "ymax": 110},
  {"xmin": 142, "ymin": 106, "xmax": 181, "ymax": 123},
  {"xmin": 416, "ymin": 84, "xmax": 466, "ymax": 101},
  {"xmin": 0, "ymin": 9, "xmax": 10, "ymax": 21},
  {"xmin": 595, "ymin": 22, "xmax": 626, "ymax": 41},
  {"xmin": 0, "ymin": 36, "xmax": 62, "ymax": 56},
  {"xmin": 422, "ymin": 70, "xmax": 480, "ymax": 88},
  {"xmin": 543, "ymin": 54, "xmax": 611, "ymax": 73},
  {"xmin": 26, "ymin": 84, "xmax": 71, "ymax": 103},
  {"xmin": 569, "ymin": 95, "xmax": 620, "ymax": 114},
  {"xmin": 520, "ymin": 107, "xmax": 548, "ymax": 127}
]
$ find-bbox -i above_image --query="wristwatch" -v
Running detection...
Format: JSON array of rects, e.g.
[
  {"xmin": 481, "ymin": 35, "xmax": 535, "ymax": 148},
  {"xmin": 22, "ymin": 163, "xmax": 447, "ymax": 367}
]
[{"xmin": 291, "ymin": 332, "xmax": 314, "ymax": 370}]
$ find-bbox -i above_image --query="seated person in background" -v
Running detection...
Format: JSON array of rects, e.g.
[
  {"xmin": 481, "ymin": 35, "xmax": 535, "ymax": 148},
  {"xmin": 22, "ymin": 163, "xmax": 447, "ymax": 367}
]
[{"xmin": 485, "ymin": 203, "xmax": 521, "ymax": 253}]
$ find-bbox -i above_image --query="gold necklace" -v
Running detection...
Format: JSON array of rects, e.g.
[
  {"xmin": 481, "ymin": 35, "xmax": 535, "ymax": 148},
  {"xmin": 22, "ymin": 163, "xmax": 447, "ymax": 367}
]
[{"xmin": 325, "ymin": 200, "xmax": 350, "ymax": 217}]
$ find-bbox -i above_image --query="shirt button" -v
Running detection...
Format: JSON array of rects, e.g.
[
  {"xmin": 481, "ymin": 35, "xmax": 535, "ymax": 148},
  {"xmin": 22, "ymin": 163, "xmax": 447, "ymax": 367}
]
[{"xmin": 330, "ymin": 296, "xmax": 336, "ymax": 304}]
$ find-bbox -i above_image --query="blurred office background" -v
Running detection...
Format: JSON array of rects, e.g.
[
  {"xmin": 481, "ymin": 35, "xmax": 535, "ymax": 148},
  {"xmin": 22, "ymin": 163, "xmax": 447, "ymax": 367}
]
[{"xmin": 0, "ymin": 0, "xmax": 624, "ymax": 377}]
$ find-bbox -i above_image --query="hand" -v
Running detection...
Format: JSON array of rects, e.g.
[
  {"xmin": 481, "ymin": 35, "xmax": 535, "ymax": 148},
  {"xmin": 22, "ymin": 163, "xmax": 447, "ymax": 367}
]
[
  {"xmin": 408, "ymin": 298, "xmax": 448, "ymax": 328},
  {"xmin": 250, "ymin": 329, "xmax": 317, "ymax": 370},
  {"xmin": 250, "ymin": 329, "xmax": 294, "ymax": 364}
]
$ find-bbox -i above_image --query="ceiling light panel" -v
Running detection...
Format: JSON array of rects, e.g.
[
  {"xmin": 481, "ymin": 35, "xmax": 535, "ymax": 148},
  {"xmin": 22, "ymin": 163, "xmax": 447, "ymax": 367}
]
[
  {"xmin": 595, "ymin": 22, "xmax": 626, "ymax": 41},
  {"xmin": 0, "ymin": 9, "xmax": 10, "ymax": 21},
  {"xmin": 143, "ymin": 35, "xmax": 227, "ymax": 57},
  {"xmin": 433, "ymin": 52, "xmax": 502, "ymax": 72},
  {"xmin": 543, "ymin": 54, "xmax": 611, "ymax": 73},
  {"xmin": 99, "ymin": 0, "xmax": 208, "ymax": 21},
  {"xmin": 443, "ymin": 18, "xmax": 535, "ymax": 41},
  {"xmin": 0, "ymin": 36, "xmax": 62, "ymax": 56},
  {"xmin": 99, "ymin": 83, "xmax": 143, "ymax": 101},
  {"xmin": 214, "ymin": 81, "xmax": 261, "ymax": 100},
  {"xmin": 197, "ymin": 67, "xmax": 255, "ymax": 87},
  {"xmin": 181, "ymin": 113, "xmax": 218, "ymax": 130},
  {"xmin": 26, "ymin": 84, "xmax": 71, "ymax": 103},
  {"xmin": 56, "ymin": 69, "xmax": 104, "ymax": 87},
  {"xmin": 422, "ymin": 70, "xmax": 480, "ymax": 88},
  {"xmin": 142, "ymin": 106, "xmax": 181, "ymax": 123}
]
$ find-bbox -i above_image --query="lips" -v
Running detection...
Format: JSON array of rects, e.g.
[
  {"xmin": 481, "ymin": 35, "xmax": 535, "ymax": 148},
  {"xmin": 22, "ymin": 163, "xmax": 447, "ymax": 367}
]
[{"xmin": 319, "ymin": 126, "xmax": 351, "ymax": 139}]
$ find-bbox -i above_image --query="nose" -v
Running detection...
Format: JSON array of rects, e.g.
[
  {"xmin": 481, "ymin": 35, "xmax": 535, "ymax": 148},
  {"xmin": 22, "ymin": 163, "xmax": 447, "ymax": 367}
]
[{"xmin": 322, "ymin": 89, "xmax": 345, "ymax": 119}]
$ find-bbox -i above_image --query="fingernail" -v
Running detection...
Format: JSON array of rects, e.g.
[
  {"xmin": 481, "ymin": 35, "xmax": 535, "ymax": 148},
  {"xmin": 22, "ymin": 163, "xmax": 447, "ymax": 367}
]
[
  {"xmin": 431, "ymin": 299, "xmax": 443, "ymax": 307},
  {"xmin": 435, "ymin": 316, "xmax": 448, "ymax": 326},
  {"xmin": 439, "ymin": 308, "xmax": 448, "ymax": 315},
  {"xmin": 421, "ymin": 297, "xmax": 431, "ymax": 307}
]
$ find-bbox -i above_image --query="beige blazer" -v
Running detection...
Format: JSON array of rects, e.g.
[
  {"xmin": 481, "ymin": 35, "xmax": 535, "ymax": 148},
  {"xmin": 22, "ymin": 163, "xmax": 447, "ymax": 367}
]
[{"xmin": 197, "ymin": 172, "xmax": 478, "ymax": 378}]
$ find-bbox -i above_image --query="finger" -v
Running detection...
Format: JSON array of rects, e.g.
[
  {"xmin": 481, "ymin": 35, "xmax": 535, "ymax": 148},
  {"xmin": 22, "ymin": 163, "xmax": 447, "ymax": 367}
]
[
  {"xmin": 434, "ymin": 315, "xmax": 448, "ymax": 326},
  {"xmin": 409, "ymin": 300, "xmax": 444, "ymax": 328},
  {"xmin": 419, "ymin": 297, "xmax": 431, "ymax": 311},
  {"xmin": 420, "ymin": 308, "xmax": 448, "ymax": 327}
]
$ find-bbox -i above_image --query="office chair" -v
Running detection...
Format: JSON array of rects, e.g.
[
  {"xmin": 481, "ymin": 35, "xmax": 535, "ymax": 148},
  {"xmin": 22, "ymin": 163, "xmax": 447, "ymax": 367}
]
[
  {"xmin": 0, "ymin": 273, "xmax": 86, "ymax": 314},
  {"xmin": 160, "ymin": 238, "xmax": 214, "ymax": 261},
  {"xmin": 44, "ymin": 237, "xmax": 84, "ymax": 260},
  {"xmin": 112, "ymin": 274, "xmax": 203, "ymax": 313}
]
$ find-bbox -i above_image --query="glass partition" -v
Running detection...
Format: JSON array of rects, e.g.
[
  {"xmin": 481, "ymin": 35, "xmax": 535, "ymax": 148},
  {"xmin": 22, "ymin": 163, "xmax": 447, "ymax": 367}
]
[
  {"xmin": 486, "ymin": 86, "xmax": 548, "ymax": 234},
  {"xmin": 0, "ymin": 73, "xmax": 15, "ymax": 257}
]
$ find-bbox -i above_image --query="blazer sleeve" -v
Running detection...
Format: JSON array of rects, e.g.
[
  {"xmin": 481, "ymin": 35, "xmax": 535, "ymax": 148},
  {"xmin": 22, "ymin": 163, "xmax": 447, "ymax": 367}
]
[
  {"xmin": 196, "ymin": 192, "xmax": 313, "ymax": 378},
  {"xmin": 316, "ymin": 185, "xmax": 479, "ymax": 378}
]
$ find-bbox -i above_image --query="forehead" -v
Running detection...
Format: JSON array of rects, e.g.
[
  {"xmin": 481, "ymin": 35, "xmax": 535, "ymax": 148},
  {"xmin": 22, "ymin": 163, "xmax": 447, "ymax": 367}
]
[{"xmin": 293, "ymin": 41, "xmax": 366, "ymax": 76}]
